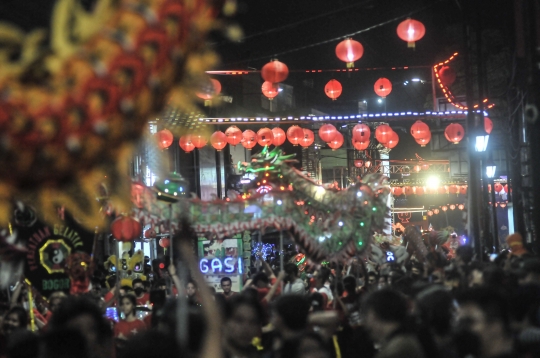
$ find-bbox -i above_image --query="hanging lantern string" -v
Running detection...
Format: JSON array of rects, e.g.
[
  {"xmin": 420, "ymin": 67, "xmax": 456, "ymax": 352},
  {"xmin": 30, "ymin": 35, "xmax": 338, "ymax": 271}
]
[
  {"xmin": 206, "ymin": 65, "xmax": 428, "ymax": 75},
  {"xmin": 220, "ymin": 0, "xmax": 447, "ymax": 67}
]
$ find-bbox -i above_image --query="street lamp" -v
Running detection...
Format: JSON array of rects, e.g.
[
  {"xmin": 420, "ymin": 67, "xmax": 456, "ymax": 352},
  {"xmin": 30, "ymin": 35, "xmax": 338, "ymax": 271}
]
[
  {"xmin": 475, "ymin": 133, "xmax": 490, "ymax": 152},
  {"xmin": 486, "ymin": 161, "xmax": 497, "ymax": 179}
]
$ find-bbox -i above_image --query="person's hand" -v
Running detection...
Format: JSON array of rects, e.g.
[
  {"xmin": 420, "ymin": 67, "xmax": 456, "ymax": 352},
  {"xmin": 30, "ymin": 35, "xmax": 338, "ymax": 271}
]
[{"xmin": 168, "ymin": 263, "xmax": 177, "ymax": 277}]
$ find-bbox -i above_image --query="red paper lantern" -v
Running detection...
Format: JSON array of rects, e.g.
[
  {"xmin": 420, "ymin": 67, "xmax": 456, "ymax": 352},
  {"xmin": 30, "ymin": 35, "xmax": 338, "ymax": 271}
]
[
  {"xmin": 299, "ymin": 128, "xmax": 315, "ymax": 147},
  {"xmin": 365, "ymin": 161, "xmax": 372, "ymax": 168},
  {"xmin": 242, "ymin": 130, "xmax": 258, "ymax": 150},
  {"xmin": 110, "ymin": 215, "xmax": 142, "ymax": 242},
  {"xmin": 414, "ymin": 165, "xmax": 421, "ymax": 172},
  {"xmin": 410, "ymin": 120, "xmax": 430, "ymax": 139},
  {"xmin": 494, "ymin": 183, "xmax": 503, "ymax": 193},
  {"xmin": 375, "ymin": 124, "xmax": 393, "ymax": 143},
  {"xmin": 328, "ymin": 132, "xmax": 344, "ymax": 150},
  {"xmin": 261, "ymin": 60, "xmax": 289, "ymax": 83},
  {"xmin": 383, "ymin": 130, "xmax": 399, "ymax": 149},
  {"xmin": 421, "ymin": 163, "xmax": 430, "ymax": 171},
  {"xmin": 393, "ymin": 187, "xmax": 403, "ymax": 196},
  {"xmin": 354, "ymin": 159, "xmax": 364, "ymax": 168},
  {"xmin": 484, "ymin": 117, "xmax": 493, "ymax": 134},
  {"xmin": 449, "ymin": 204, "xmax": 456, "ymax": 210},
  {"xmin": 272, "ymin": 127, "xmax": 286, "ymax": 146},
  {"xmin": 325, "ymin": 79, "xmax": 342, "ymax": 100},
  {"xmin": 156, "ymin": 129, "xmax": 174, "ymax": 149},
  {"xmin": 159, "ymin": 238, "xmax": 170, "ymax": 248},
  {"xmin": 196, "ymin": 78, "xmax": 221, "ymax": 100},
  {"xmin": 438, "ymin": 66, "xmax": 456, "ymax": 86},
  {"xmin": 191, "ymin": 133, "xmax": 207, "ymax": 149},
  {"xmin": 352, "ymin": 139, "xmax": 369, "ymax": 150},
  {"xmin": 427, "ymin": 210, "xmax": 433, "ymax": 216},
  {"xmin": 504, "ymin": 184, "xmax": 508, "ymax": 193},
  {"xmin": 404, "ymin": 186, "xmax": 414, "ymax": 195},
  {"xmin": 262, "ymin": 81, "xmax": 279, "ymax": 99},
  {"xmin": 416, "ymin": 186, "xmax": 424, "ymax": 195},
  {"xmin": 438, "ymin": 186, "xmax": 447, "ymax": 195},
  {"xmin": 374, "ymin": 78, "xmax": 392, "ymax": 98},
  {"xmin": 433, "ymin": 208, "xmax": 440, "ymax": 215},
  {"xmin": 396, "ymin": 18, "xmax": 426, "ymax": 48},
  {"xmin": 225, "ymin": 126, "xmax": 243, "ymax": 146},
  {"xmin": 448, "ymin": 185, "xmax": 458, "ymax": 194},
  {"xmin": 458, "ymin": 204, "xmax": 465, "ymax": 210},
  {"xmin": 319, "ymin": 124, "xmax": 338, "ymax": 142},
  {"xmin": 286, "ymin": 126, "xmax": 304, "ymax": 146},
  {"xmin": 442, "ymin": 205, "xmax": 448, "ymax": 212},
  {"xmin": 179, "ymin": 135, "xmax": 195, "ymax": 152},
  {"xmin": 415, "ymin": 132, "xmax": 432, "ymax": 147},
  {"xmin": 459, "ymin": 186, "xmax": 467, "ymax": 195},
  {"xmin": 335, "ymin": 38, "xmax": 364, "ymax": 68},
  {"xmin": 444, "ymin": 123, "xmax": 465, "ymax": 144},
  {"xmin": 210, "ymin": 131, "xmax": 227, "ymax": 151},
  {"xmin": 352, "ymin": 123, "xmax": 371, "ymax": 142},
  {"xmin": 257, "ymin": 128, "xmax": 274, "ymax": 146}
]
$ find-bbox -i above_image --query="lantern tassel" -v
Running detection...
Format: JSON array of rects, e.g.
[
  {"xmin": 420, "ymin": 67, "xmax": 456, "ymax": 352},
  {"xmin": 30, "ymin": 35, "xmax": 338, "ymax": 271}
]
[
  {"xmin": 346, "ymin": 62, "xmax": 354, "ymax": 69},
  {"xmin": 408, "ymin": 41, "xmax": 415, "ymax": 49}
]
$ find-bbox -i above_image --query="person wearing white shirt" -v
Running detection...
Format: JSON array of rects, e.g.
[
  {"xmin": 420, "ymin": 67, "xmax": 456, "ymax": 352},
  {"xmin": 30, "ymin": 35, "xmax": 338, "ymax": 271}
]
[{"xmin": 283, "ymin": 263, "xmax": 306, "ymax": 295}]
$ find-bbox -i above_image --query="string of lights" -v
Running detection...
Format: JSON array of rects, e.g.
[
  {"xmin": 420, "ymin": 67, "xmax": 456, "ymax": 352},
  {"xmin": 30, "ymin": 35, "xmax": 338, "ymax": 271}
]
[{"xmin": 206, "ymin": 65, "xmax": 428, "ymax": 75}]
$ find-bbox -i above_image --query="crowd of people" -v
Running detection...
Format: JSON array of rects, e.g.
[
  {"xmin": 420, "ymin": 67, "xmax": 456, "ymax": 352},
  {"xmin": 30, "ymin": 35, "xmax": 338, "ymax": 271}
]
[{"xmin": 1, "ymin": 236, "xmax": 540, "ymax": 358}]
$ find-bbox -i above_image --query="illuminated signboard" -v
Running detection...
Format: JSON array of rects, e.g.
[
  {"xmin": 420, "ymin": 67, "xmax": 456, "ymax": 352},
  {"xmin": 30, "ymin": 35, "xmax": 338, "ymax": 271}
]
[{"xmin": 199, "ymin": 257, "xmax": 243, "ymax": 274}]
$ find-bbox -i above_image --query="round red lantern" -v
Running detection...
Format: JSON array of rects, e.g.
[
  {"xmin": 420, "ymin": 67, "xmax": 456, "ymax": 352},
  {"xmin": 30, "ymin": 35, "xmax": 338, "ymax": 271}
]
[
  {"xmin": 156, "ymin": 129, "xmax": 174, "ymax": 149},
  {"xmin": 191, "ymin": 133, "xmax": 207, "ymax": 149},
  {"xmin": 242, "ymin": 130, "xmax": 258, "ymax": 150},
  {"xmin": 484, "ymin": 117, "xmax": 493, "ymax": 134},
  {"xmin": 262, "ymin": 81, "xmax": 279, "ymax": 99},
  {"xmin": 494, "ymin": 183, "xmax": 503, "ymax": 193},
  {"xmin": 352, "ymin": 139, "xmax": 369, "ymax": 151},
  {"xmin": 225, "ymin": 126, "xmax": 243, "ymax": 146},
  {"xmin": 144, "ymin": 227, "xmax": 156, "ymax": 239},
  {"xmin": 458, "ymin": 204, "xmax": 465, "ymax": 210},
  {"xmin": 261, "ymin": 60, "xmax": 289, "ymax": 83},
  {"xmin": 504, "ymin": 184, "xmax": 508, "ymax": 193},
  {"xmin": 448, "ymin": 185, "xmax": 458, "ymax": 194},
  {"xmin": 438, "ymin": 66, "xmax": 456, "ymax": 86},
  {"xmin": 272, "ymin": 127, "xmax": 286, "ymax": 146},
  {"xmin": 421, "ymin": 163, "xmax": 430, "ymax": 171},
  {"xmin": 354, "ymin": 159, "xmax": 364, "ymax": 168},
  {"xmin": 449, "ymin": 204, "xmax": 456, "ymax": 210},
  {"xmin": 427, "ymin": 210, "xmax": 433, "ymax": 216},
  {"xmin": 416, "ymin": 186, "xmax": 424, "ymax": 195},
  {"xmin": 404, "ymin": 186, "xmax": 414, "ymax": 196},
  {"xmin": 286, "ymin": 126, "xmax": 304, "ymax": 146},
  {"xmin": 325, "ymin": 79, "xmax": 342, "ymax": 100},
  {"xmin": 383, "ymin": 130, "xmax": 399, "ymax": 149},
  {"xmin": 375, "ymin": 124, "xmax": 393, "ymax": 143},
  {"xmin": 352, "ymin": 123, "xmax": 371, "ymax": 142},
  {"xmin": 393, "ymin": 187, "xmax": 403, "ymax": 196},
  {"xmin": 210, "ymin": 131, "xmax": 227, "ymax": 151},
  {"xmin": 335, "ymin": 38, "xmax": 364, "ymax": 68},
  {"xmin": 396, "ymin": 18, "xmax": 426, "ymax": 48},
  {"xmin": 319, "ymin": 124, "xmax": 338, "ymax": 142},
  {"xmin": 438, "ymin": 186, "xmax": 447, "ymax": 195},
  {"xmin": 410, "ymin": 120, "xmax": 430, "ymax": 139},
  {"xmin": 328, "ymin": 132, "xmax": 344, "ymax": 150},
  {"xmin": 374, "ymin": 78, "xmax": 392, "ymax": 98},
  {"xmin": 159, "ymin": 237, "xmax": 170, "ymax": 248},
  {"xmin": 459, "ymin": 186, "xmax": 467, "ymax": 195},
  {"xmin": 442, "ymin": 205, "xmax": 448, "ymax": 212},
  {"xmin": 299, "ymin": 128, "xmax": 315, "ymax": 147},
  {"xmin": 110, "ymin": 215, "xmax": 142, "ymax": 242},
  {"xmin": 444, "ymin": 123, "xmax": 465, "ymax": 144},
  {"xmin": 179, "ymin": 135, "xmax": 195, "ymax": 152},
  {"xmin": 414, "ymin": 165, "xmax": 421, "ymax": 172},
  {"xmin": 415, "ymin": 132, "xmax": 432, "ymax": 147},
  {"xmin": 257, "ymin": 128, "xmax": 274, "ymax": 147},
  {"xmin": 196, "ymin": 78, "xmax": 221, "ymax": 100},
  {"xmin": 433, "ymin": 208, "xmax": 440, "ymax": 215}
]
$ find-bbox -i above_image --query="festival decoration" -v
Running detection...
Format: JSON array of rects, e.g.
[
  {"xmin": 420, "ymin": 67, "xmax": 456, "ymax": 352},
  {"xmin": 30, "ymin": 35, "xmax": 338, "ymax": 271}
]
[
  {"xmin": 191, "ymin": 133, "xmax": 208, "ymax": 149},
  {"xmin": 375, "ymin": 124, "xmax": 392, "ymax": 144},
  {"xmin": 438, "ymin": 66, "xmax": 456, "ymax": 86},
  {"xmin": 396, "ymin": 18, "xmax": 425, "ymax": 48},
  {"xmin": 156, "ymin": 129, "xmax": 174, "ymax": 149},
  {"xmin": 494, "ymin": 183, "xmax": 503, "ymax": 193},
  {"xmin": 459, "ymin": 186, "xmax": 467, "ymax": 195},
  {"xmin": 154, "ymin": 172, "xmax": 188, "ymax": 202},
  {"xmin": 441, "ymin": 205, "xmax": 448, "ymax": 212},
  {"xmin": 287, "ymin": 126, "xmax": 304, "ymax": 146},
  {"xmin": 352, "ymin": 139, "xmax": 370, "ymax": 150},
  {"xmin": 427, "ymin": 210, "xmax": 433, "ymax": 216},
  {"xmin": 374, "ymin": 78, "xmax": 392, "ymax": 98},
  {"xmin": 104, "ymin": 246, "xmax": 146, "ymax": 287},
  {"xmin": 416, "ymin": 186, "xmax": 424, "ymax": 195},
  {"xmin": 449, "ymin": 204, "xmax": 456, "ymax": 210},
  {"xmin": 196, "ymin": 78, "xmax": 221, "ymax": 100},
  {"xmin": 458, "ymin": 204, "xmax": 465, "ymax": 210},
  {"xmin": 272, "ymin": 127, "xmax": 286, "ymax": 146},
  {"xmin": 319, "ymin": 124, "xmax": 338, "ymax": 143},
  {"xmin": 352, "ymin": 124, "xmax": 371, "ymax": 142},
  {"xmin": 110, "ymin": 215, "xmax": 142, "ymax": 242},
  {"xmin": 325, "ymin": 79, "xmax": 342, "ymax": 100},
  {"xmin": 421, "ymin": 163, "xmax": 430, "ymax": 171},
  {"xmin": 159, "ymin": 238, "xmax": 170, "ymax": 248},
  {"xmin": 257, "ymin": 128, "xmax": 274, "ymax": 147},
  {"xmin": 225, "ymin": 126, "xmax": 243, "ymax": 146},
  {"xmin": 335, "ymin": 38, "xmax": 364, "ymax": 68},
  {"xmin": 504, "ymin": 184, "xmax": 508, "ymax": 193},
  {"xmin": 415, "ymin": 132, "xmax": 431, "ymax": 147},
  {"xmin": 299, "ymin": 129, "xmax": 315, "ymax": 147},
  {"xmin": 262, "ymin": 81, "xmax": 279, "ymax": 99},
  {"xmin": 484, "ymin": 117, "xmax": 493, "ymax": 134},
  {"xmin": 261, "ymin": 60, "xmax": 289, "ymax": 83},
  {"xmin": 397, "ymin": 212, "xmax": 411, "ymax": 223},
  {"xmin": 433, "ymin": 208, "xmax": 440, "ymax": 214},
  {"xmin": 328, "ymin": 132, "xmax": 344, "ymax": 150},
  {"xmin": 444, "ymin": 123, "xmax": 465, "ymax": 144},
  {"xmin": 65, "ymin": 252, "xmax": 95, "ymax": 295},
  {"xmin": 382, "ymin": 130, "xmax": 399, "ymax": 149},
  {"xmin": 354, "ymin": 160, "xmax": 364, "ymax": 168},
  {"xmin": 210, "ymin": 131, "xmax": 228, "ymax": 151},
  {"xmin": 0, "ymin": 0, "xmax": 219, "ymax": 228},
  {"xmin": 393, "ymin": 187, "xmax": 403, "ymax": 196},
  {"xmin": 179, "ymin": 135, "xmax": 195, "ymax": 153},
  {"xmin": 404, "ymin": 186, "xmax": 414, "ymax": 195},
  {"xmin": 242, "ymin": 130, "xmax": 258, "ymax": 150},
  {"xmin": 410, "ymin": 120, "xmax": 430, "ymax": 139},
  {"xmin": 438, "ymin": 186, "xmax": 447, "ymax": 195}
]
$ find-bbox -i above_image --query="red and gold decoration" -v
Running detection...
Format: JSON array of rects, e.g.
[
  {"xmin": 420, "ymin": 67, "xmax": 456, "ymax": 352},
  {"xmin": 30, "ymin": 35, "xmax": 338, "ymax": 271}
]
[
  {"xmin": 325, "ymin": 79, "xmax": 342, "ymax": 100},
  {"xmin": 335, "ymin": 38, "xmax": 364, "ymax": 68},
  {"xmin": 257, "ymin": 128, "xmax": 274, "ymax": 147},
  {"xmin": 352, "ymin": 123, "xmax": 371, "ymax": 142},
  {"xmin": 110, "ymin": 215, "xmax": 142, "ymax": 242},
  {"xmin": 328, "ymin": 132, "xmax": 344, "ymax": 150},
  {"xmin": 382, "ymin": 130, "xmax": 399, "ymax": 149},
  {"xmin": 191, "ymin": 133, "xmax": 208, "ymax": 149},
  {"xmin": 272, "ymin": 127, "xmax": 286, "ymax": 146},
  {"xmin": 375, "ymin": 124, "xmax": 393, "ymax": 144},
  {"xmin": 156, "ymin": 129, "xmax": 174, "ymax": 150},
  {"xmin": 179, "ymin": 135, "xmax": 195, "ymax": 153},
  {"xmin": 210, "ymin": 131, "xmax": 228, "ymax": 151},
  {"xmin": 261, "ymin": 59, "xmax": 289, "ymax": 83},
  {"xmin": 286, "ymin": 126, "xmax": 304, "ymax": 146},
  {"xmin": 319, "ymin": 124, "xmax": 338, "ymax": 143},
  {"xmin": 225, "ymin": 126, "xmax": 243, "ymax": 146},
  {"xmin": 299, "ymin": 129, "xmax": 315, "ymax": 147},
  {"xmin": 262, "ymin": 81, "xmax": 279, "ymax": 99},
  {"xmin": 396, "ymin": 18, "xmax": 425, "ymax": 48},
  {"xmin": 374, "ymin": 78, "xmax": 392, "ymax": 98},
  {"xmin": 242, "ymin": 130, "xmax": 258, "ymax": 150},
  {"xmin": 444, "ymin": 123, "xmax": 465, "ymax": 144},
  {"xmin": 352, "ymin": 139, "xmax": 369, "ymax": 150}
]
